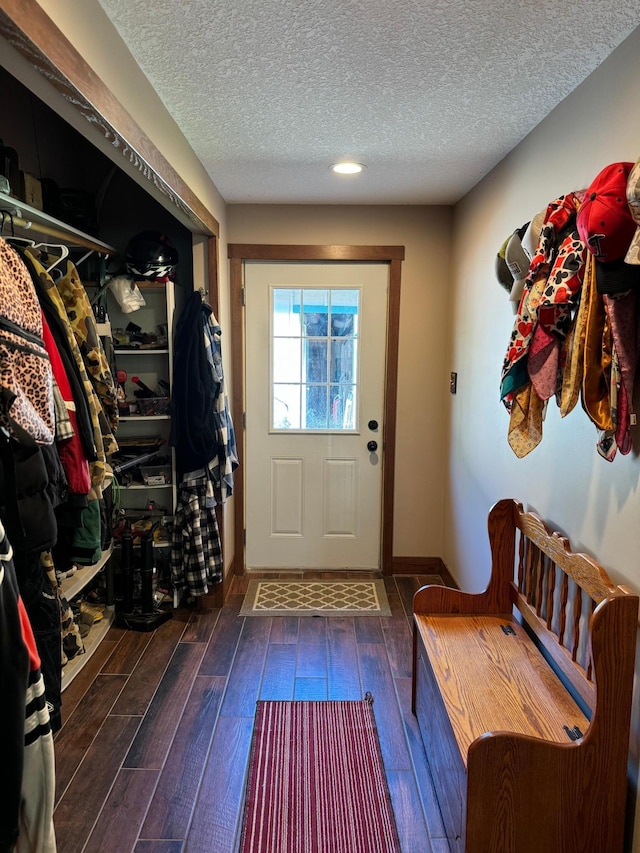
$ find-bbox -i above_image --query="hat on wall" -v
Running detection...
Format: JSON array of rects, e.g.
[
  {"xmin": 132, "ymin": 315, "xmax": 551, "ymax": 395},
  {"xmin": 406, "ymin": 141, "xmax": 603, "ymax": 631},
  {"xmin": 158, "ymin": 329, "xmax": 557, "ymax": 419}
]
[
  {"xmin": 505, "ymin": 230, "xmax": 530, "ymax": 307},
  {"xmin": 495, "ymin": 234, "xmax": 513, "ymax": 292},
  {"xmin": 521, "ymin": 207, "xmax": 546, "ymax": 260},
  {"xmin": 625, "ymin": 159, "xmax": 640, "ymax": 265},
  {"xmin": 577, "ymin": 162, "xmax": 640, "ymax": 294}
]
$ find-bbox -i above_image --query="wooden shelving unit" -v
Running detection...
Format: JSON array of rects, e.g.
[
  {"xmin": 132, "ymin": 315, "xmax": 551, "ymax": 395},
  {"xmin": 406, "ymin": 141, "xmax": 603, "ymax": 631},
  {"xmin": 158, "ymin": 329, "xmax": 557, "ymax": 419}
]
[{"xmin": 61, "ymin": 608, "xmax": 115, "ymax": 692}]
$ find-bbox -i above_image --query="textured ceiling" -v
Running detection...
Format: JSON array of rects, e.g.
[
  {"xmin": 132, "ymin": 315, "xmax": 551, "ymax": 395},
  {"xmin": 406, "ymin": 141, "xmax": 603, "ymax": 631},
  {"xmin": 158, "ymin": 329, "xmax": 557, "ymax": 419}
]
[{"xmin": 96, "ymin": 0, "xmax": 639, "ymax": 205}]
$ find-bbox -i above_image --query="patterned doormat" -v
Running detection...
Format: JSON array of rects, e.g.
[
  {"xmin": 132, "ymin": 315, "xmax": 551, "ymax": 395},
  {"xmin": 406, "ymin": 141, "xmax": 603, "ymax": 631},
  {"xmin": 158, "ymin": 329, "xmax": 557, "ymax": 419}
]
[{"xmin": 240, "ymin": 579, "xmax": 392, "ymax": 617}]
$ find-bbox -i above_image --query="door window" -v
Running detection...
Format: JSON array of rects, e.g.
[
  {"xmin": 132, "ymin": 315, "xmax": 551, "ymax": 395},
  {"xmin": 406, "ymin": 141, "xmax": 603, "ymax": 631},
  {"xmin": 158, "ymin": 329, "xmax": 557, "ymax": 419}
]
[{"xmin": 271, "ymin": 287, "xmax": 360, "ymax": 431}]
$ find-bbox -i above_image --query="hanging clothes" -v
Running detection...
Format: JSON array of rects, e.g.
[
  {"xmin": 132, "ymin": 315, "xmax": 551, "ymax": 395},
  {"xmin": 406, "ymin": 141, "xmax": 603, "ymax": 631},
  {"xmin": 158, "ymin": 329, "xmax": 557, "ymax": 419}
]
[
  {"xmin": 0, "ymin": 238, "xmax": 54, "ymax": 445},
  {"xmin": 170, "ymin": 291, "xmax": 220, "ymax": 475},
  {"xmin": 54, "ymin": 259, "xmax": 119, "ymax": 435},
  {"xmin": 170, "ymin": 468, "xmax": 223, "ymax": 604},
  {"xmin": 21, "ymin": 247, "xmax": 117, "ymax": 492},
  {"xmin": 202, "ymin": 306, "xmax": 238, "ymax": 501},
  {"xmin": 170, "ymin": 292, "xmax": 238, "ymax": 600},
  {"xmin": 0, "ymin": 520, "xmax": 56, "ymax": 853}
]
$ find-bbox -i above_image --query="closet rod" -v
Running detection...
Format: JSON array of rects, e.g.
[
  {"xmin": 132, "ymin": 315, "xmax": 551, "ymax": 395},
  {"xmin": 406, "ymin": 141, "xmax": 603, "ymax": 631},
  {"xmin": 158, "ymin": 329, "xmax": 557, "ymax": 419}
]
[
  {"xmin": 0, "ymin": 191, "xmax": 116, "ymax": 256},
  {"xmin": 4, "ymin": 214, "xmax": 116, "ymax": 255}
]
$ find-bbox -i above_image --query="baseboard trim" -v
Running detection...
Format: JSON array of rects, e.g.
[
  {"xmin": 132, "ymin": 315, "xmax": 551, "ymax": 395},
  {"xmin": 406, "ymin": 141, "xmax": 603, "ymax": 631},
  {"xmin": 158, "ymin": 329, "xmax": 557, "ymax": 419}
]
[
  {"xmin": 392, "ymin": 556, "xmax": 458, "ymax": 588},
  {"xmin": 392, "ymin": 556, "xmax": 445, "ymax": 573}
]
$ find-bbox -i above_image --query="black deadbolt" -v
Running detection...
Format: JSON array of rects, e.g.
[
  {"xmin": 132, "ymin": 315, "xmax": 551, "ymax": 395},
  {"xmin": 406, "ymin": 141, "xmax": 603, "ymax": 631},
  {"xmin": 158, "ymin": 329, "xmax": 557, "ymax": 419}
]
[{"xmin": 368, "ymin": 419, "xmax": 378, "ymax": 430}]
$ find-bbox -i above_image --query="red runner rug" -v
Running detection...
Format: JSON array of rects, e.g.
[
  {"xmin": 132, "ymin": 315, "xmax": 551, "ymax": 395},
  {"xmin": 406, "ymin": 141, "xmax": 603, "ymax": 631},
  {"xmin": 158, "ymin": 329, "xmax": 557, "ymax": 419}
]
[{"xmin": 239, "ymin": 695, "xmax": 401, "ymax": 853}]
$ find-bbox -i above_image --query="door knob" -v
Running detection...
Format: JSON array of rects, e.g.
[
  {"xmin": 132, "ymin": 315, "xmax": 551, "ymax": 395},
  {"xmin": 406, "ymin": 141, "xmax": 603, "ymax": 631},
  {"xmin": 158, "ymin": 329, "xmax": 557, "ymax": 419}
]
[{"xmin": 367, "ymin": 440, "xmax": 378, "ymax": 452}]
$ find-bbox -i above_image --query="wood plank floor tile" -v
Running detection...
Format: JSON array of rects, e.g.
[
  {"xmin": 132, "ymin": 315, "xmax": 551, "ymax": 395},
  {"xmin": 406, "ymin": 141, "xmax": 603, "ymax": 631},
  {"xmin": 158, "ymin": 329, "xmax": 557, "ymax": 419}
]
[
  {"xmin": 294, "ymin": 676, "xmax": 328, "ymax": 700},
  {"xmin": 181, "ymin": 596, "xmax": 221, "ymax": 644},
  {"xmin": 430, "ymin": 841, "xmax": 454, "ymax": 853},
  {"xmin": 387, "ymin": 769, "xmax": 433, "ymax": 853},
  {"xmin": 110, "ymin": 617, "xmax": 189, "ymax": 716},
  {"xmin": 140, "ymin": 676, "xmax": 226, "ymax": 841},
  {"xmin": 259, "ymin": 643, "xmax": 296, "ymax": 701},
  {"xmin": 326, "ymin": 617, "xmax": 362, "ymax": 700},
  {"xmin": 197, "ymin": 593, "xmax": 244, "ymax": 677},
  {"xmin": 219, "ymin": 617, "xmax": 272, "ymax": 717},
  {"xmin": 135, "ymin": 842, "xmax": 184, "ymax": 852},
  {"xmin": 268, "ymin": 615, "xmax": 299, "ymax": 644},
  {"xmin": 82, "ymin": 768, "xmax": 159, "ymax": 852},
  {"xmin": 357, "ymin": 642, "xmax": 412, "ymax": 771},
  {"xmin": 54, "ymin": 715, "xmax": 142, "ymax": 853},
  {"xmin": 55, "ymin": 674, "xmax": 129, "ymax": 801},
  {"xmin": 381, "ymin": 611, "xmax": 413, "ymax": 680},
  {"xmin": 295, "ymin": 616, "xmax": 327, "ymax": 679},
  {"xmin": 354, "ymin": 615, "xmax": 384, "ymax": 644},
  {"xmin": 395, "ymin": 677, "xmax": 448, "ymax": 839},
  {"xmin": 386, "ymin": 586, "xmax": 409, "ymax": 617},
  {"xmin": 394, "ymin": 575, "xmax": 423, "ymax": 621},
  {"xmin": 124, "ymin": 642, "xmax": 207, "ymax": 770},
  {"xmin": 59, "ymin": 639, "xmax": 120, "ymax": 722},
  {"xmin": 100, "ymin": 630, "xmax": 154, "ymax": 675},
  {"xmin": 184, "ymin": 715, "xmax": 254, "ymax": 853}
]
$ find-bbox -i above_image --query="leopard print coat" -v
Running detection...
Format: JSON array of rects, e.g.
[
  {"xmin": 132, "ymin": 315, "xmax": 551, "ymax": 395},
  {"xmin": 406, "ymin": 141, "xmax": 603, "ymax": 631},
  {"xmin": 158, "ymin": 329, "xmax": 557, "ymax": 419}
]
[{"xmin": 0, "ymin": 238, "xmax": 54, "ymax": 444}]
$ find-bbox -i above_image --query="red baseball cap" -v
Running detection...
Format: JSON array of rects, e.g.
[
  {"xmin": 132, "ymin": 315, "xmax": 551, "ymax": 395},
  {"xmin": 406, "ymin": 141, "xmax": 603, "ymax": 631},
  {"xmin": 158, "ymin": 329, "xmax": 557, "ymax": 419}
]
[{"xmin": 577, "ymin": 162, "xmax": 636, "ymax": 262}]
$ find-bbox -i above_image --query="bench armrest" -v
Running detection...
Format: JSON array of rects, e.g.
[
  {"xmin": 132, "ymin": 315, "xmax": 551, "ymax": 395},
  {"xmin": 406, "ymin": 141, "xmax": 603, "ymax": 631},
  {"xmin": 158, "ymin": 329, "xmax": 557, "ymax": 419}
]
[
  {"xmin": 466, "ymin": 729, "xmax": 625, "ymax": 853},
  {"xmin": 414, "ymin": 498, "xmax": 517, "ymax": 615}
]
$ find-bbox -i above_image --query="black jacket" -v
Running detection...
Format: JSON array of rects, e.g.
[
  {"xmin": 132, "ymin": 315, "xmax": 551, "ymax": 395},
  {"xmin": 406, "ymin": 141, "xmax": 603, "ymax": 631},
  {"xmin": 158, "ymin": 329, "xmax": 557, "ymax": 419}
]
[{"xmin": 170, "ymin": 292, "xmax": 218, "ymax": 475}]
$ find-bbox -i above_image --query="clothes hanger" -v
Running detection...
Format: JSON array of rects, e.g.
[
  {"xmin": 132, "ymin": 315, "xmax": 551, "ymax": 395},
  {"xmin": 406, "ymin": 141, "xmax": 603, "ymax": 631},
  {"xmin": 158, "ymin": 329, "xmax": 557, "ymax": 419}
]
[
  {"xmin": 4, "ymin": 235, "xmax": 36, "ymax": 248},
  {"xmin": 33, "ymin": 241, "xmax": 69, "ymax": 274},
  {"xmin": 0, "ymin": 210, "xmax": 16, "ymax": 238}
]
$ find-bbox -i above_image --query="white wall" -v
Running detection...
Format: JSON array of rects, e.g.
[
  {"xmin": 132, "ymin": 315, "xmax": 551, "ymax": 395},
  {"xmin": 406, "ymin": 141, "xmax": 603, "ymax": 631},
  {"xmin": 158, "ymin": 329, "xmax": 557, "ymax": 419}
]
[
  {"xmin": 228, "ymin": 204, "xmax": 452, "ymax": 558},
  {"xmin": 446, "ymin": 25, "xmax": 640, "ymax": 849}
]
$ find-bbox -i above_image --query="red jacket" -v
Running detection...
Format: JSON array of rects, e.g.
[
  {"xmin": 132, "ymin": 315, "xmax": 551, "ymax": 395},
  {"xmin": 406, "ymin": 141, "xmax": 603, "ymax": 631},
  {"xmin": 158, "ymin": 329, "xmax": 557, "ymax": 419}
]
[{"xmin": 41, "ymin": 312, "xmax": 91, "ymax": 495}]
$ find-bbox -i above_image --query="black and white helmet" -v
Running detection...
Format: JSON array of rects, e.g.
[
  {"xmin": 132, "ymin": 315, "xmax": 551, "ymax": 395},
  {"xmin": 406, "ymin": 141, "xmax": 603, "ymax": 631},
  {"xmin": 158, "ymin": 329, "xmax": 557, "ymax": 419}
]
[{"xmin": 125, "ymin": 231, "xmax": 178, "ymax": 281}]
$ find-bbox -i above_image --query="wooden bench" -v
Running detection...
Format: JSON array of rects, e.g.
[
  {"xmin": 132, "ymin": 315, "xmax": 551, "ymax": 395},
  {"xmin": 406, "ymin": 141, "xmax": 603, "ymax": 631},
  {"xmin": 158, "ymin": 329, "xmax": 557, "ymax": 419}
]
[{"xmin": 412, "ymin": 498, "xmax": 638, "ymax": 853}]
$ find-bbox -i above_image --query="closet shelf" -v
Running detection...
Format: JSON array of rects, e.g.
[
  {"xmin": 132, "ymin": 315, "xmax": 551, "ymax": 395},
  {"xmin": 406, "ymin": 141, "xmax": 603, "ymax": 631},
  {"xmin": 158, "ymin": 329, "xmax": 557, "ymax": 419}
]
[
  {"xmin": 61, "ymin": 607, "xmax": 115, "ymax": 692},
  {"xmin": 121, "ymin": 483, "xmax": 172, "ymax": 491},
  {"xmin": 59, "ymin": 544, "xmax": 113, "ymax": 601},
  {"xmin": 0, "ymin": 190, "xmax": 116, "ymax": 255},
  {"xmin": 115, "ymin": 348, "xmax": 170, "ymax": 355},
  {"xmin": 120, "ymin": 414, "xmax": 171, "ymax": 422}
]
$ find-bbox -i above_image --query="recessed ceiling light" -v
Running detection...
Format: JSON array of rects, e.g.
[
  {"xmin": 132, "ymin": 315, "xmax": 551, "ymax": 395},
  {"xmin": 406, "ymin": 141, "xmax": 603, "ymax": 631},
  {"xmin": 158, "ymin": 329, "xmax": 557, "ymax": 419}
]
[{"xmin": 331, "ymin": 162, "xmax": 365, "ymax": 175}]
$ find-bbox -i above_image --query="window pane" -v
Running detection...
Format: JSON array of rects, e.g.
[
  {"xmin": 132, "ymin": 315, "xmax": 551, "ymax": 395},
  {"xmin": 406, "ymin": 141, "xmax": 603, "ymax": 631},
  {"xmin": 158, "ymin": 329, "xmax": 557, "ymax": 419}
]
[
  {"xmin": 329, "ymin": 384, "xmax": 356, "ymax": 429},
  {"xmin": 273, "ymin": 384, "xmax": 300, "ymax": 429},
  {"xmin": 303, "ymin": 290, "xmax": 328, "ymax": 337},
  {"xmin": 304, "ymin": 385, "xmax": 328, "ymax": 429},
  {"xmin": 273, "ymin": 288, "xmax": 301, "ymax": 335},
  {"xmin": 330, "ymin": 289, "xmax": 358, "ymax": 336},
  {"xmin": 304, "ymin": 339, "xmax": 327, "ymax": 382},
  {"xmin": 330, "ymin": 338, "xmax": 356, "ymax": 383},
  {"xmin": 273, "ymin": 337, "xmax": 301, "ymax": 383}
]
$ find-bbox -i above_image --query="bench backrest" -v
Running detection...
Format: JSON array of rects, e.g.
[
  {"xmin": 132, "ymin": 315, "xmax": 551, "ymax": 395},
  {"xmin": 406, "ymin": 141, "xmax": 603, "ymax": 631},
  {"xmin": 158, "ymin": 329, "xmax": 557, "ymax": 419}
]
[{"xmin": 490, "ymin": 499, "xmax": 638, "ymax": 717}]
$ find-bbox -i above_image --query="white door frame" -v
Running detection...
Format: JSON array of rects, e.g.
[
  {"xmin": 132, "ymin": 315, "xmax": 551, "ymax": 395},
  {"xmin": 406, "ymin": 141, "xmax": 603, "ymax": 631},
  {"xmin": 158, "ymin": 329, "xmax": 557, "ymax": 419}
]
[{"xmin": 228, "ymin": 244, "xmax": 404, "ymax": 575}]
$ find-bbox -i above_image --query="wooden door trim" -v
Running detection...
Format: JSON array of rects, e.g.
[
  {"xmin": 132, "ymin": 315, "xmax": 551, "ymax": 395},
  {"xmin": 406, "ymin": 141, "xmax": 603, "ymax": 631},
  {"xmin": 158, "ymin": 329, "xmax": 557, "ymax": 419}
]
[
  {"xmin": 0, "ymin": 0, "xmax": 219, "ymax": 237},
  {"xmin": 228, "ymin": 243, "xmax": 405, "ymax": 575}
]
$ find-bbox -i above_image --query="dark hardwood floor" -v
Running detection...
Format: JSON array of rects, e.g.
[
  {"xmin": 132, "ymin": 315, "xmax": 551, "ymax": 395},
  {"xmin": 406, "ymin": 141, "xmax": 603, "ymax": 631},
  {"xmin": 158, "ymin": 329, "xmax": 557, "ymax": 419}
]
[{"xmin": 53, "ymin": 572, "xmax": 450, "ymax": 853}]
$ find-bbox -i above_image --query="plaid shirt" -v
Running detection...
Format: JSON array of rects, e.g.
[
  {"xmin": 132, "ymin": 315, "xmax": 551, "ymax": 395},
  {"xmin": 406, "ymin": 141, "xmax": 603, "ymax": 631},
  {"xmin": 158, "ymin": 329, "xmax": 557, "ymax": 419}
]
[
  {"xmin": 170, "ymin": 467, "xmax": 222, "ymax": 604},
  {"xmin": 203, "ymin": 310, "xmax": 238, "ymax": 502}
]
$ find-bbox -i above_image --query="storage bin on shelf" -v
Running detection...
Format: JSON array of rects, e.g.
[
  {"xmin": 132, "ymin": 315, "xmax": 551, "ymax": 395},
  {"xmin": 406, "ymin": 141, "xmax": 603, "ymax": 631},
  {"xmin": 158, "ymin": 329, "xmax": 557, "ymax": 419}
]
[{"xmin": 136, "ymin": 396, "xmax": 170, "ymax": 416}]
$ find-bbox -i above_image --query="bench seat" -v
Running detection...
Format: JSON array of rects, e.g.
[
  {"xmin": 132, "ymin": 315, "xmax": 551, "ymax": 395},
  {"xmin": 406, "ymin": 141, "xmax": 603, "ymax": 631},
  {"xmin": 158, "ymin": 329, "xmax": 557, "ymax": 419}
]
[{"xmin": 415, "ymin": 613, "xmax": 588, "ymax": 758}]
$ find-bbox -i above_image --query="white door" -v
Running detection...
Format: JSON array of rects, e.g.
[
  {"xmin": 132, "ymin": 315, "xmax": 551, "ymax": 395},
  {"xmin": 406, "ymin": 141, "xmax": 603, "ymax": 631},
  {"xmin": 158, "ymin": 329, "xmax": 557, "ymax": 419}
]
[{"xmin": 244, "ymin": 262, "xmax": 388, "ymax": 570}]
